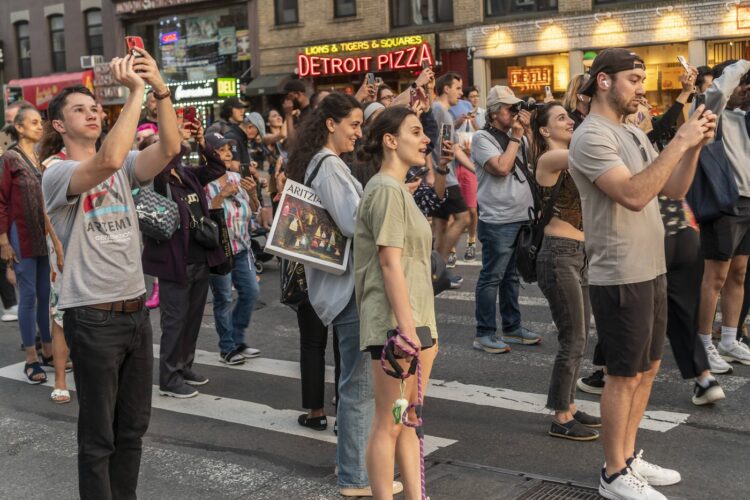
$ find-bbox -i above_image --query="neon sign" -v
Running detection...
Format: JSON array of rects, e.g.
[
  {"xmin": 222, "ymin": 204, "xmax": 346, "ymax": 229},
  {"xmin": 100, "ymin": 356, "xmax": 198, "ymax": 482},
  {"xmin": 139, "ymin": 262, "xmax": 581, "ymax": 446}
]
[
  {"xmin": 160, "ymin": 31, "xmax": 179, "ymax": 45},
  {"xmin": 298, "ymin": 42, "xmax": 433, "ymax": 78}
]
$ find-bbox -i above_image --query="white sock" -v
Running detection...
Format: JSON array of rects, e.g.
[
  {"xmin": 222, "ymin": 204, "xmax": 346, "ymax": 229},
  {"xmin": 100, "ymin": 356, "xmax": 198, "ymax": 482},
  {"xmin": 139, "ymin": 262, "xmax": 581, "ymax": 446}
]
[
  {"xmin": 697, "ymin": 373, "xmax": 715, "ymax": 388},
  {"xmin": 699, "ymin": 333, "xmax": 713, "ymax": 349},
  {"xmin": 720, "ymin": 326, "xmax": 737, "ymax": 349}
]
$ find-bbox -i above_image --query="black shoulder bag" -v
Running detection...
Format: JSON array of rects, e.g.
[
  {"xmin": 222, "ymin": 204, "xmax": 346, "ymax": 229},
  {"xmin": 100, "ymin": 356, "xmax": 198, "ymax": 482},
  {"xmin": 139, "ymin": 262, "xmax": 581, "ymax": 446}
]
[{"xmin": 280, "ymin": 154, "xmax": 336, "ymax": 310}]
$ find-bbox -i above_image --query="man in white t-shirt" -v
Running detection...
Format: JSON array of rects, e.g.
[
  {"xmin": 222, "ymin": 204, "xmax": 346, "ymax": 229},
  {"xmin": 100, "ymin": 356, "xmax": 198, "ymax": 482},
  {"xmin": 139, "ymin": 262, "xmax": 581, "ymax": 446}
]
[
  {"xmin": 569, "ymin": 48, "xmax": 716, "ymax": 500},
  {"xmin": 42, "ymin": 50, "xmax": 181, "ymax": 499}
]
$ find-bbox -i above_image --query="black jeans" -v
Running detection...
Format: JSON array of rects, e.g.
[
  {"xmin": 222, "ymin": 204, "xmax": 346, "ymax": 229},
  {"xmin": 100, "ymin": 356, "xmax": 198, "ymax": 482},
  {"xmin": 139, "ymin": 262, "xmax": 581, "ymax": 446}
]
[
  {"xmin": 297, "ymin": 300, "xmax": 341, "ymax": 409},
  {"xmin": 665, "ymin": 228, "xmax": 711, "ymax": 378},
  {"xmin": 63, "ymin": 305, "xmax": 153, "ymax": 500},
  {"xmin": 0, "ymin": 260, "xmax": 17, "ymax": 309},
  {"xmin": 536, "ymin": 236, "xmax": 590, "ymax": 411},
  {"xmin": 159, "ymin": 262, "xmax": 210, "ymax": 390}
]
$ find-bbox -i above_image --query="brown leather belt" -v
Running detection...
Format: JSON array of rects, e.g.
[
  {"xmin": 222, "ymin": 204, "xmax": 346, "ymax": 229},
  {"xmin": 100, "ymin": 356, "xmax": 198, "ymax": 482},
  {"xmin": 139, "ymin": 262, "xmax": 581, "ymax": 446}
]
[{"xmin": 87, "ymin": 295, "xmax": 145, "ymax": 313}]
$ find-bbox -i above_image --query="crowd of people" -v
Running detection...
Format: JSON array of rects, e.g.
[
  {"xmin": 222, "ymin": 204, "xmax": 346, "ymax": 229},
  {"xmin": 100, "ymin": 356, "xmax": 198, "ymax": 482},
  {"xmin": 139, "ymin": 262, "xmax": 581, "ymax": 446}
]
[{"xmin": 0, "ymin": 44, "xmax": 749, "ymax": 500}]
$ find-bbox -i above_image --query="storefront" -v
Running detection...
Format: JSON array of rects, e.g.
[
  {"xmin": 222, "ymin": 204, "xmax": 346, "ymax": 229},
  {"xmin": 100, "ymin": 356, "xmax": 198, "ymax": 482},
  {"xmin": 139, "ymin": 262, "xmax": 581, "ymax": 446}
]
[
  {"xmin": 164, "ymin": 77, "xmax": 241, "ymax": 127},
  {"xmin": 94, "ymin": 63, "xmax": 127, "ymax": 126},
  {"xmin": 295, "ymin": 34, "xmax": 438, "ymax": 94},
  {"xmin": 5, "ymin": 71, "xmax": 94, "ymax": 112},
  {"xmin": 122, "ymin": 2, "xmax": 251, "ymax": 83}
]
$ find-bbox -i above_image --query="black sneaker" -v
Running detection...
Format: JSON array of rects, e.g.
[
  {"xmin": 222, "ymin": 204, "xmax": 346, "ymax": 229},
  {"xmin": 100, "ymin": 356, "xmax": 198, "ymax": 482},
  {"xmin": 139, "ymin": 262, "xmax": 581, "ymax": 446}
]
[
  {"xmin": 577, "ymin": 369, "xmax": 605, "ymax": 395},
  {"xmin": 548, "ymin": 419, "xmax": 599, "ymax": 441},
  {"xmin": 220, "ymin": 348, "xmax": 246, "ymax": 365},
  {"xmin": 183, "ymin": 368, "xmax": 209, "ymax": 386},
  {"xmin": 298, "ymin": 413, "xmax": 327, "ymax": 431},
  {"xmin": 692, "ymin": 380, "xmax": 726, "ymax": 406},
  {"xmin": 159, "ymin": 383, "xmax": 198, "ymax": 399},
  {"xmin": 573, "ymin": 410, "xmax": 602, "ymax": 428}
]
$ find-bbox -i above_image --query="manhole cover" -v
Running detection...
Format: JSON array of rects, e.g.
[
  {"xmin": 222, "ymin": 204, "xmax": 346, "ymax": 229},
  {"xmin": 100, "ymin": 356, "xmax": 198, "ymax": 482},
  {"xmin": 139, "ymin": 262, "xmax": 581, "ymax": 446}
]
[{"xmin": 515, "ymin": 481, "xmax": 600, "ymax": 500}]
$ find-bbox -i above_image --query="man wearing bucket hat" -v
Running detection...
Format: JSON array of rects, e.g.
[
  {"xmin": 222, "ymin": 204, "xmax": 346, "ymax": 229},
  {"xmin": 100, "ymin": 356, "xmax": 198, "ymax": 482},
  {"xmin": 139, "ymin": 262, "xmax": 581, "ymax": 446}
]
[
  {"xmin": 568, "ymin": 48, "xmax": 717, "ymax": 500},
  {"xmin": 470, "ymin": 85, "xmax": 542, "ymax": 354}
]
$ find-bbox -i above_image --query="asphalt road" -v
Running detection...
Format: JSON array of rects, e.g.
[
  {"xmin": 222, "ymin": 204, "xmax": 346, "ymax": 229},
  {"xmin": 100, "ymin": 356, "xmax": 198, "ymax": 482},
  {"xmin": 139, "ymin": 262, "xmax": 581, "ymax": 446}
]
[{"xmin": 0, "ymin": 252, "xmax": 748, "ymax": 499}]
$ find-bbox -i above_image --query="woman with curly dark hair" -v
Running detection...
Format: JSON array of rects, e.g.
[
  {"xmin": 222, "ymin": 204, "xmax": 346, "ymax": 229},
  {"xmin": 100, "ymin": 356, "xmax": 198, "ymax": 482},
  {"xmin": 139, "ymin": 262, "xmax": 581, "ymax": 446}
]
[{"xmin": 288, "ymin": 93, "xmax": 400, "ymax": 497}]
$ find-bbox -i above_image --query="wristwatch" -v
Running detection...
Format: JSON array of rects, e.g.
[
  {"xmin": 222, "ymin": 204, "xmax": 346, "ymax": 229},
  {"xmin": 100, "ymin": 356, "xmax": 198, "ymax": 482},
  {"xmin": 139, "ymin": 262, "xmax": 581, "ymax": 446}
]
[
  {"xmin": 153, "ymin": 87, "xmax": 171, "ymax": 101},
  {"xmin": 434, "ymin": 166, "xmax": 450, "ymax": 175},
  {"xmin": 508, "ymin": 137, "xmax": 521, "ymax": 144}
]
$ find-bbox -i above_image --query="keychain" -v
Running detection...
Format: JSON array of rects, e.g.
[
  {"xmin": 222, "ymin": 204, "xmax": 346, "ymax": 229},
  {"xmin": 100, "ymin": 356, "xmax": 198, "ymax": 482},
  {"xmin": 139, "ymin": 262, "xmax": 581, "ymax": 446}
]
[{"xmin": 392, "ymin": 379, "xmax": 409, "ymax": 424}]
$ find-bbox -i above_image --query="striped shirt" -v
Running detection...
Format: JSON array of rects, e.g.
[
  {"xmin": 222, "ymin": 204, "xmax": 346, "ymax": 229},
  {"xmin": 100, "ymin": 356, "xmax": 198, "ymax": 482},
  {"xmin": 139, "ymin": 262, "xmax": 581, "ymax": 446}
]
[{"xmin": 205, "ymin": 172, "xmax": 253, "ymax": 255}]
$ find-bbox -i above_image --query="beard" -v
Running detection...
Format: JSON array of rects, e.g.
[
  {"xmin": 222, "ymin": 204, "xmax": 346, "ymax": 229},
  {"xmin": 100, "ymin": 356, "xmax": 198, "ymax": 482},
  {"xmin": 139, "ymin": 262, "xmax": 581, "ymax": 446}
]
[
  {"xmin": 292, "ymin": 98, "xmax": 302, "ymax": 110},
  {"xmin": 607, "ymin": 87, "xmax": 639, "ymax": 116}
]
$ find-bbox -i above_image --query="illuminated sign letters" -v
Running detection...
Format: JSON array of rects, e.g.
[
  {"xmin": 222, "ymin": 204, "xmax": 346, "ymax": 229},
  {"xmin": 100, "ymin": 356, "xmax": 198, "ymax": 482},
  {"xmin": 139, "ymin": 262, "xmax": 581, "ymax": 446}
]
[
  {"xmin": 160, "ymin": 31, "xmax": 179, "ymax": 45},
  {"xmin": 508, "ymin": 66, "xmax": 553, "ymax": 91},
  {"xmin": 298, "ymin": 42, "xmax": 433, "ymax": 78}
]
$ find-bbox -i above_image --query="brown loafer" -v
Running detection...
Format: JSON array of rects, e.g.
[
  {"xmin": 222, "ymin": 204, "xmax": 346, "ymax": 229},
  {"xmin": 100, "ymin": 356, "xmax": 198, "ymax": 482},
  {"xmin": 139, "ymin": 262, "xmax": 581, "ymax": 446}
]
[{"xmin": 339, "ymin": 481, "xmax": 404, "ymax": 497}]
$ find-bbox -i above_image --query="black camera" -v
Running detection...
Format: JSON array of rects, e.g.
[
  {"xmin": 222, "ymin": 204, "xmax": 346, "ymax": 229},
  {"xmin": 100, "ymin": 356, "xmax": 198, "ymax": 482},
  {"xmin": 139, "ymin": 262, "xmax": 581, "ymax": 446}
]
[{"xmin": 510, "ymin": 98, "xmax": 544, "ymax": 114}]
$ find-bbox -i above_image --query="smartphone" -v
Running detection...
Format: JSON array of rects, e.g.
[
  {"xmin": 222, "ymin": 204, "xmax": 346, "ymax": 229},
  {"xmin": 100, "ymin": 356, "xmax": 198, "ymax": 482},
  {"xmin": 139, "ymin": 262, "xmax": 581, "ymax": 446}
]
[
  {"xmin": 694, "ymin": 93, "xmax": 706, "ymax": 108},
  {"xmin": 422, "ymin": 61, "xmax": 431, "ymax": 70},
  {"xmin": 677, "ymin": 55, "xmax": 690, "ymax": 72},
  {"xmin": 374, "ymin": 77, "xmax": 384, "ymax": 87},
  {"xmin": 405, "ymin": 166, "xmax": 428, "ymax": 183},
  {"xmin": 440, "ymin": 123, "xmax": 453, "ymax": 144},
  {"xmin": 240, "ymin": 164, "xmax": 252, "ymax": 178},
  {"xmin": 386, "ymin": 327, "xmax": 434, "ymax": 358},
  {"xmin": 409, "ymin": 86, "xmax": 419, "ymax": 107},
  {"xmin": 183, "ymin": 106, "xmax": 197, "ymax": 124},
  {"xmin": 366, "ymin": 73, "xmax": 375, "ymax": 86},
  {"xmin": 544, "ymin": 86, "xmax": 553, "ymax": 100},
  {"xmin": 125, "ymin": 36, "xmax": 144, "ymax": 57}
]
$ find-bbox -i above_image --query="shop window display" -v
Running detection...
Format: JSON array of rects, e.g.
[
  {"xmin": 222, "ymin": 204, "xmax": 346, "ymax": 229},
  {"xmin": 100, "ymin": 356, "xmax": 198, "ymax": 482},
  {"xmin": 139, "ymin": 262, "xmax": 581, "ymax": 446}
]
[{"xmin": 127, "ymin": 5, "xmax": 250, "ymax": 83}]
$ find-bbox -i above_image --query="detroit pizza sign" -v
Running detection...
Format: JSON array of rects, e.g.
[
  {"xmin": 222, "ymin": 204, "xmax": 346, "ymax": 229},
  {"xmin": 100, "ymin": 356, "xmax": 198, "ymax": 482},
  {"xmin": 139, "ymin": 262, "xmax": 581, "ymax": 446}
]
[{"xmin": 297, "ymin": 42, "xmax": 434, "ymax": 78}]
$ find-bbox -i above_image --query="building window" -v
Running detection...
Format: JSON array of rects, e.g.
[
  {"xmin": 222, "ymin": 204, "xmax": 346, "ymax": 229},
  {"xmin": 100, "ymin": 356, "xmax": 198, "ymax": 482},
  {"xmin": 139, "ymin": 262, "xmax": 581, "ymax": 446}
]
[
  {"xmin": 15, "ymin": 22, "xmax": 31, "ymax": 78},
  {"xmin": 335, "ymin": 0, "xmax": 356, "ymax": 18},
  {"xmin": 49, "ymin": 15, "xmax": 66, "ymax": 72},
  {"xmin": 275, "ymin": 0, "xmax": 299, "ymax": 25},
  {"xmin": 391, "ymin": 0, "xmax": 453, "ymax": 27},
  {"xmin": 85, "ymin": 9, "xmax": 103, "ymax": 56},
  {"xmin": 485, "ymin": 0, "xmax": 557, "ymax": 17}
]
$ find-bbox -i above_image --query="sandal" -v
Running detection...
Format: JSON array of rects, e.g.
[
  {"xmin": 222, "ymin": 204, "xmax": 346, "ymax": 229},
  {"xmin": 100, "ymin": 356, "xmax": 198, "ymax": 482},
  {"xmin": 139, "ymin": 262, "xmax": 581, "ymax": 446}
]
[
  {"xmin": 40, "ymin": 354, "xmax": 73, "ymax": 373},
  {"xmin": 297, "ymin": 413, "xmax": 327, "ymax": 431},
  {"xmin": 50, "ymin": 388, "xmax": 71, "ymax": 404},
  {"xmin": 24, "ymin": 362, "xmax": 47, "ymax": 385}
]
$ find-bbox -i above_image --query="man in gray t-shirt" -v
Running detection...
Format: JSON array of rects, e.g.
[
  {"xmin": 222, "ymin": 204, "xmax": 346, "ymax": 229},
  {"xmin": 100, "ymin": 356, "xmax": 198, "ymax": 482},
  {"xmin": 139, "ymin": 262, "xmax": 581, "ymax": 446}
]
[
  {"xmin": 431, "ymin": 72, "xmax": 476, "ymax": 279},
  {"xmin": 41, "ymin": 51, "xmax": 183, "ymax": 499},
  {"xmin": 569, "ymin": 48, "xmax": 715, "ymax": 499},
  {"xmin": 470, "ymin": 85, "xmax": 540, "ymax": 354}
]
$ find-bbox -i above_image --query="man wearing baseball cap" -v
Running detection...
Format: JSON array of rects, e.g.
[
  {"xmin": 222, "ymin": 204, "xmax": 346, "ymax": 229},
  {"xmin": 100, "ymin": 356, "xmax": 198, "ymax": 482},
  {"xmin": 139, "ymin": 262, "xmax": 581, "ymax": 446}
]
[
  {"xmin": 216, "ymin": 96, "xmax": 250, "ymax": 171},
  {"xmin": 470, "ymin": 85, "xmax": 542, "ymax": 353},
  {"xmin": 282, "ymin": 79, "xmax": 311, "ymax": 146},
  {"xmin": 569, "ymin": 48, "xmax": 717, "ymax": 499}
]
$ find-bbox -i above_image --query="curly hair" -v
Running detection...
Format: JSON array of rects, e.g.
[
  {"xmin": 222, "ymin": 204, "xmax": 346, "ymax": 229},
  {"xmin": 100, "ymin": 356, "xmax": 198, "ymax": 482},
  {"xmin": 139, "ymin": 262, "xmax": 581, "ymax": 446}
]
[{"xmin": 286, "ymin": 93, "xmax": 362, "ymax": 183}]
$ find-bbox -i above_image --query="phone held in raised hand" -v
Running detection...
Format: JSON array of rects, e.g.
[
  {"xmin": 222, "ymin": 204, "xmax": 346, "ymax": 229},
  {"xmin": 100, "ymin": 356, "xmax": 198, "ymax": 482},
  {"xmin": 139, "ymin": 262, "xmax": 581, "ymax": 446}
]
[
  {"xmin": 440, "ymin": 123, "xmax": 453, "ymax": 148},
  {"xmin": 183, "ymin": 106, "xmax": 197, "ymax": 125},
  {"xmin": 545, "ymin": 86, "xmax": 553, "ymax": 100},
  {"xmin": 366, "ymin": 73, "xmax": 375, "ymax": 86},
  {"xmin": 405, "ymin": 166, "xmax": 428, "ymax": 184},
  {"xmin": 125, "ymin": 36, "xmax": 144, "ymax": 57},
  {"xmin": 240, "ymin": 164, "xmax": 252, "ymax": 179},
  {"xmin": 677, "ymin": 55, "xmax": 690, "ymax": 73}
]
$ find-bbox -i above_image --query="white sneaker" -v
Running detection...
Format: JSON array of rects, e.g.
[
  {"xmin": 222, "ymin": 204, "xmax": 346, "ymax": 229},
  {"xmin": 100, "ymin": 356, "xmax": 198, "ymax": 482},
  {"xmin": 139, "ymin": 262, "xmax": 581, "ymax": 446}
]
[
  {"xmin": 705, "ymin": 343, "xmax": 733, "ymax": 374},
  {"xmin": 1, "ymin": 305, "xmax": 18, "ymax": 322},
  {"xmin": 599, "ymin": 468, "xmax": 666, "ymax": 500},
  {"xmin": 237, "ymin": 344, "xmax": 261, "ymax": 359},
  {"xmin": 718, "ymin": 340, "xmax": 750, "ymax": 366},
  {"xmin": 630, "ymin": 450, "xmax": 681, "ymax": 486}
]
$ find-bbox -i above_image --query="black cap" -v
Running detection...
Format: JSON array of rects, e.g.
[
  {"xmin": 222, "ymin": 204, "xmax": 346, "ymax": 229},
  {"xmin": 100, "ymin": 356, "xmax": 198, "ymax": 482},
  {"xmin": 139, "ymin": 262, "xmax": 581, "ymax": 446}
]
[
  {"xmin": 222, "ymin": 96, "xmax": 248, "ymax": 110},
  {"xmin": 283, "ymin": 79, "xmax": 306, "ymax": 94},
  {"xmin": 580, "ymin": 48, "xmax": 646, "ymax": 96},
  {"xmin": 205, "ymin": 131, "xmax": 236, "ymax": 150}
]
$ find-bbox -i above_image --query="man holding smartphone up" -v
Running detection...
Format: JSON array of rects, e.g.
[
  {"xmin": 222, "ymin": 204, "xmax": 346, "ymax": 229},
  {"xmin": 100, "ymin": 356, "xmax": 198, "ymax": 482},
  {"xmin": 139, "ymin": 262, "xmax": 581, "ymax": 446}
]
[{"xmin": 42, "ymin": 47, "xmax": 181, "ymax": 500}]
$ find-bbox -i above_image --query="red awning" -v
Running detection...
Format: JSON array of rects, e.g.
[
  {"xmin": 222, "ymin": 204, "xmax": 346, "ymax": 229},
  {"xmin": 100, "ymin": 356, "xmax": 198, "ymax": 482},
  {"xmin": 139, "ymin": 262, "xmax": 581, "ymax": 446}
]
[{"xmin": 8, "ymin": 71, "xmax": 95, "ymax": 111}]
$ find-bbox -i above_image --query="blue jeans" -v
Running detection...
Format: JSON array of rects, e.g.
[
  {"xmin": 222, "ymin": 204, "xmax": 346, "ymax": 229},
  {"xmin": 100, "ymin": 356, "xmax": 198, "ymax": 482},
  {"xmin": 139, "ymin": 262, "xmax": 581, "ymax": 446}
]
[
  {"xmin": 475, "ymin": 220, "xmax": 523, "ymax": 338},
  {"xmin": 10, "ymin": 224, "xmax": 50, "ymax": 348},
  {"xmin": 333, "ymin": 293, "xmax": 372, "ymax": 488},
  {"xmin": 209, "ymin": 251, "xmax": 260, "ymax": 353}
]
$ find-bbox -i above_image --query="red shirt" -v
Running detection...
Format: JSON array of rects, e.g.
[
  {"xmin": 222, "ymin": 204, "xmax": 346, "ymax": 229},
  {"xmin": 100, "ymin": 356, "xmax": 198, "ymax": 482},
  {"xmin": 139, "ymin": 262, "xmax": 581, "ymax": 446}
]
[{"xmin": 0, "ymin": 148, "xmax": 48, "ymax": 258}]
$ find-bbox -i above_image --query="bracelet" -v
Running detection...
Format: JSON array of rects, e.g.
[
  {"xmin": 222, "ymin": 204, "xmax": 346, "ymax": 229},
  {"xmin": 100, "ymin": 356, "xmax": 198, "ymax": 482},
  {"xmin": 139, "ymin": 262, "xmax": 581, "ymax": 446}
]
[
  {"xmin": 434, "ymin": 166, "xmax": 450, "ymax": 175},
  {"xmin": 508, "ymin": 137, "xmax": 521, "ymax": 144},
  {"xmin": 153, "ymin": 88, "xmax": 171, "ymax": 101}
]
